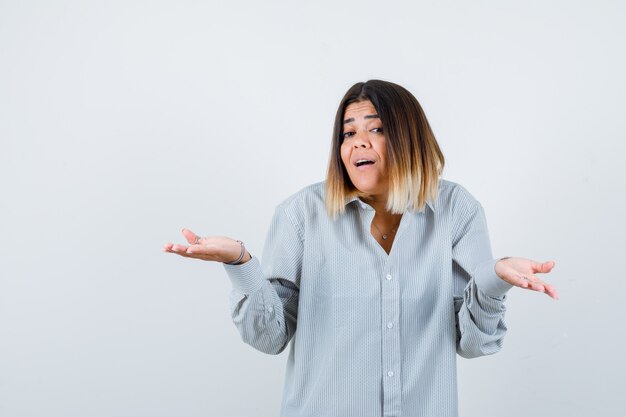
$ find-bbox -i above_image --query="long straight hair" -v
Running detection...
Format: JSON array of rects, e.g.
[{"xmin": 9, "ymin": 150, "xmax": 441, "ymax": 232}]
[{"xmin": 325, "ymin": 80, "xmax": 445, "ymax": 218}]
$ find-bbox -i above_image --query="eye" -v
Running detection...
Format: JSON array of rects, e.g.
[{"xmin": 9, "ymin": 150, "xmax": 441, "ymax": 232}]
[
  {"xmin": 371, "ymin": 127, "xmax": 384, "ymax": 134},
  {"xmin": 342, "ymin": 131, "xmax": 355, "ymax": 140}
]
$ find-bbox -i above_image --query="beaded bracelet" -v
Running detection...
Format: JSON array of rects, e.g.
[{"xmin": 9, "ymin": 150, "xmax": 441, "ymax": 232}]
[{"xmin": 225, "ymin": 240, "xmax": 248, "ymax": 265}]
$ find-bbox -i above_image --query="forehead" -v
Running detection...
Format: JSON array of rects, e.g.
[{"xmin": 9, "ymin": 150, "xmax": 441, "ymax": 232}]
[{"xmin": 344, "ymin": 100, "xmax": 377, "ymax": 119}]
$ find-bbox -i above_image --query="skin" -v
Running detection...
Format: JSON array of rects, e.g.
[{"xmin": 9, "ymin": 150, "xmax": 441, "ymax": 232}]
[
  {"xmin": 164, "ymin": 99, "xmax": 558, "ymax": 300},
  {"xmin": 341, "ymin": 100, "xmax": 390, "ymax": 204},
  {"xmin": 341, "ymin": 100, "xmax": 402, "ymax": 254}
]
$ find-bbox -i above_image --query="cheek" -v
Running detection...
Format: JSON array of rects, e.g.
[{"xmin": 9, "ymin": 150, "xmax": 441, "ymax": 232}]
[
  {"xmin": 340, "ymin": 144, "xmax": 351, "ymax": 167},
  {"xmin": 377, "ymin": 139, "xmax": 387, "ymax": 163}
]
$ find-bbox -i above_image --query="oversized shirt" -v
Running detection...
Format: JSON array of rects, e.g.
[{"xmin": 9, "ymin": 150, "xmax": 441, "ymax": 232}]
[{"xmin": 223, "ymin": 179, "xmax": 513, "ymax": 417}]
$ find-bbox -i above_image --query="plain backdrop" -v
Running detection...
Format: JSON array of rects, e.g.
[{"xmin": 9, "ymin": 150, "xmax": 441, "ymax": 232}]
[{"xmin": 1, "ymin": 1, "xmax": 625, "ymax": 416}]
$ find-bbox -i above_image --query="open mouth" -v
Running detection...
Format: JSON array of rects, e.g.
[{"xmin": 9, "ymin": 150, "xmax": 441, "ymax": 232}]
[{"xmin": 355, "ymin": 159, "xmax": 375, "ymax": 167}]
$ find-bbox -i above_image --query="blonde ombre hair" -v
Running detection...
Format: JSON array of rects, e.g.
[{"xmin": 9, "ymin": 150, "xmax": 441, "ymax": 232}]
[{"xmin": 325, "ymin": 80, "xmax": 445, "ymax": 218}]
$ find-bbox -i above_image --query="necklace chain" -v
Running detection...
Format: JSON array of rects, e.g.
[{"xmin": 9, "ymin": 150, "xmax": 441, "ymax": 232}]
[{"xmin": 372, "ymin": 219, "xmax": 401, "ymax": 240}]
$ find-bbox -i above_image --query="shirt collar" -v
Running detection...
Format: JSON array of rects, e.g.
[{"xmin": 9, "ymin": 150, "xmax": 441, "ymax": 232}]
[{"xmin": 345, "ymin": 195, "xmax": 435, "ymax": 212}]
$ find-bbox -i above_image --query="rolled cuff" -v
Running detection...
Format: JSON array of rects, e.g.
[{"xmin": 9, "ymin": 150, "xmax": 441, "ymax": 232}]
[
  {"xmin": 474, "ymin": 258, "xmax": 513, "ymax": 298},
  {"xmin": 223, "ymin": 256, "xmax": 266, "ymax": 295}
]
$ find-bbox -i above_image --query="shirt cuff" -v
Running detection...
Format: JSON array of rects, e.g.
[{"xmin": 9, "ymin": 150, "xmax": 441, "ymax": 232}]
[
  {"xmin": 474, "ymin": 258, "xmax": 513, "ymax": 298},
  {"xmin": 223, "ymin": 256, "xmax": 267, "ymax": 295}
]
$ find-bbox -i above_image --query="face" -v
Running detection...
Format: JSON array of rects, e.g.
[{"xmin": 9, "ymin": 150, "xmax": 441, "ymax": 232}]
[{"xmin": 340, "ymin": 100, "xmax": 388, "ymax": 199}]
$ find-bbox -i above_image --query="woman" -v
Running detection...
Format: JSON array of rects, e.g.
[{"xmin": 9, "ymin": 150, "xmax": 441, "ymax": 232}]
[{"xmin": 164, "ymin": 80, "xmax": 558, "ymax": 417}]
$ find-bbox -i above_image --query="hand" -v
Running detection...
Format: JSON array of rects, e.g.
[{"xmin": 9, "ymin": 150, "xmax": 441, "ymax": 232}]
[
  {"xmin": 163, "ymin": 228, "xmax": 251, "ymax": 264},
  {"xmin": 495, "ymin": 257, "xmax": 559, "ymax": 300}
]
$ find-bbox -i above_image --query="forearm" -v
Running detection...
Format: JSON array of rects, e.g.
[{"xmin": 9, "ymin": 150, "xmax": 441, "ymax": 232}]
[
  {"xmin": 225, "ymin": 257, "xmax": 298, "ymax": 355},
  {"xmin": 456, "ymin": 259, "xmax": 511, "ymax": 358}
]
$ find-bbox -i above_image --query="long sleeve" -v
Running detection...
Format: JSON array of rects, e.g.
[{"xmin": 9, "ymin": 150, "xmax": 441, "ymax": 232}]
[
  {"xmin": 452, "ymin": 200, "xmax": 513, "ymax": 359},
  {"xmin": 222, "ymin": 205, "xmax": 303, "ymax": 355},
  {"xmin": 211, "ymin": 180, "xmax": 521, "ymax": 416}
]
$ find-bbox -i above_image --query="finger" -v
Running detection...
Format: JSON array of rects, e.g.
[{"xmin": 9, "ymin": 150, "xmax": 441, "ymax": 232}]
[
  {"xmin": 186, "ymin": 244, "xmax": 206, "ymax": 254},
  {"xmin": 186, "ymin": 244, "xmax": 218, "ymax": 256},
  {"xmin": 171, "ymin": 244, "xmax": 190, "ymax": 252},
  {"xmin": 516, "ymin": 273, "xmax": 545, "ymax": 292},
  {"xmin": 173, "ymin": 251, "xmax": 194, "ymax": 258},
  {"xmin": 180, "ymin": 250, "xmax": 215, "ymax": 261},
  {"xmin": 528, "ymin": 281, "xmax": 545, "ymax": 293},
  {"xmin": 533, "ymin": 260, "xmax": 555, "ymax": 274},
  {"xmin": 523, "ymin": 274, "xmax": 545, "ymax": 292},
  {"xmin": 163, "ymin": 246, "xmax": 194, "ymax": 258},
  {"xmin": 518, "ymin": 274, "xmax": 559, "ymax": 299},
  {"xmin": 164, "ymin": 243, "xmax": 211, "ymax": 260},
  {"xmin": 544, "ymin": 283, "xmax": 559, "ymax": 300},
  {"xmin": 182, "ymin": 228, "xmax": 199, "ymax": 245}
]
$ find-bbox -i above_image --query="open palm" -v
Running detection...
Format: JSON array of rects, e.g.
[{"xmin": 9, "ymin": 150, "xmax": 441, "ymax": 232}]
[{"xmin": 495, "ymin": 257, "xmax": 558, "ymax": 300}]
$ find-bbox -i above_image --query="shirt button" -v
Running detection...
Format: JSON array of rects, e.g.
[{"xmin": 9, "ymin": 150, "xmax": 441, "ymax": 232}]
[
  {"xmin": 387, "ymin": 322, "xmax": 393, "ymax": 329},
  {"xmin": 386, "ymin": 274, "xmax": 392, "ymax": 281},
  {"xmin": 268, "ymin": 306, "xmax": 274, "ymax": 313},
  {"xmin": 387, "ymin": 371, "xmax": 394, "ymax": 377}
]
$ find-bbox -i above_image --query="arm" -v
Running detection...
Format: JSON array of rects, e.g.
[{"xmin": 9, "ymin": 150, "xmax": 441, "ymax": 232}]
[
  {"xmin": 223, "ymin": 206, "xmax": 302, "ymax": 354},
  {"xmin": 164, "ymin": 205, "xmax": 303, "ymax": 355},
  {"xmin": 452, "ymin": 201, "xmax": 512, "ymax": 359},
  {"xmin": 451, "ymin": 199, "xmax": 559, "ymax": 358},
  {"xmin": 223, "ymin": 258, "xmax": 300, "ymax": 355},
  {"xmin": 164, "ymin": 204, "xmax": 303, "ymax": 355}
]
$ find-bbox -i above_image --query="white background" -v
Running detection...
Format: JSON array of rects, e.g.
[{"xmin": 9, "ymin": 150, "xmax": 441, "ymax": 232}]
[{"xmin": 1, "ymin": 1, "xmax": 624, "ymax": 416}]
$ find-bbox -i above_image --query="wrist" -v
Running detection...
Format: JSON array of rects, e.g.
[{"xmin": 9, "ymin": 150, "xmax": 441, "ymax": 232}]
[
  {"xmin": 223, "ymin": 239, "xmax": 251, "ymax": 265},
  {"xmin": 238, "ymin": 250, "xmax": 252, "ymax": 264},
  {"xmin": 495, "ymin": 256, "xmax": 511, "ymax": 278},
  {"xmin": 475, "ymin": 258, "xmax": 514, "ymax": 297}
]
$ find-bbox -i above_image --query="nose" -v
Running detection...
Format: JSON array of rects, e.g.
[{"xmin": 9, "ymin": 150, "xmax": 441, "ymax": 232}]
[{"xmin": 353, "ymin": 130, "xmax": 371, "ymax": 148}]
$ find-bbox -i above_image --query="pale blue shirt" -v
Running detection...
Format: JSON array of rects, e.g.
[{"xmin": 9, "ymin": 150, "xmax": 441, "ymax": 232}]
[{"xmin": 223, "ymin": 179, "xmax": 512, "ymax": 417}]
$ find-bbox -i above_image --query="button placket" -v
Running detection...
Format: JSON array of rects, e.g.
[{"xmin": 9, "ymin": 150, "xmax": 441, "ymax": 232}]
[{"xmin": 381, "ymin": 264, "xmax": 401, "ymax": 416}]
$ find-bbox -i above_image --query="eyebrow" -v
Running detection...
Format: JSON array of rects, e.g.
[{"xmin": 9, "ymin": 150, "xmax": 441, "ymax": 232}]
[{"xmin": 343, "ymin": 114, "xmax": 380, "ymax": 124}]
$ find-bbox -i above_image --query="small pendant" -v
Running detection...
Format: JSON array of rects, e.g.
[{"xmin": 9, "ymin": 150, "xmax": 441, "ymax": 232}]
[{"xmin": 382, "ymin": 234, "xmax": 388, "ymax": 240}]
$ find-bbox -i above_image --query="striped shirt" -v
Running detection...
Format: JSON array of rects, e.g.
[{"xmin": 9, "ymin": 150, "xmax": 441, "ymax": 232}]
[{"xmin": 223, "ymin": 179, "xmax": 512, "ymax": 417}]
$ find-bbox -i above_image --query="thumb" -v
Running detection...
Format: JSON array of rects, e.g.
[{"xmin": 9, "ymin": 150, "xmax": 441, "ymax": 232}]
[
  {"xmin": 535, "ymin": 260, "xmax": 555, "ymax": 273},
  {"xmin": 181, "ymin": 228, "xmax": 198, "ymax": 244}
]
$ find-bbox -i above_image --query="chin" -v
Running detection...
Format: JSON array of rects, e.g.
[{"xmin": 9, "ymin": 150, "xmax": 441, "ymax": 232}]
[
  {"xmin": 350, "ymin": 180, "xmax": 384, "ymax": 196},
  {"xmin": 347, "ymin": 168, "xmax": 386, "ymax": 190}
]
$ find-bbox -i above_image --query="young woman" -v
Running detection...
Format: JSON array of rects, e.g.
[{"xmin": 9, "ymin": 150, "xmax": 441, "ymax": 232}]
[{"xmin": 164, "ymin": 80, "xmax": 558, "ymax": 417}]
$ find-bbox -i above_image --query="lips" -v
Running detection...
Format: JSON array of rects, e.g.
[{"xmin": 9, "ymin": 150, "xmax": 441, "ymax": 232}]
[{"xmin": 352, "ymin": 156, "xmax": 377, "ymax": 167}]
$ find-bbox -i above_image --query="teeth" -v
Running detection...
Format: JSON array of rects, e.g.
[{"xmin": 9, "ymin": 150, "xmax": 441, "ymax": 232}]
[{"xmin": 355, "ymin": 159, "xmax": 374, "ymax": 167}]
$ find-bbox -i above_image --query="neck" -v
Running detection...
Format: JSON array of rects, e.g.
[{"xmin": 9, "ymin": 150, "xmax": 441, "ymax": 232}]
[
  {"xmin": 361, "ymin": 194, "xmax": 387, "ymax": 213},
  {"xmin": 360, "ymin": 195, "xmax": 402, "ymax": 220}
]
